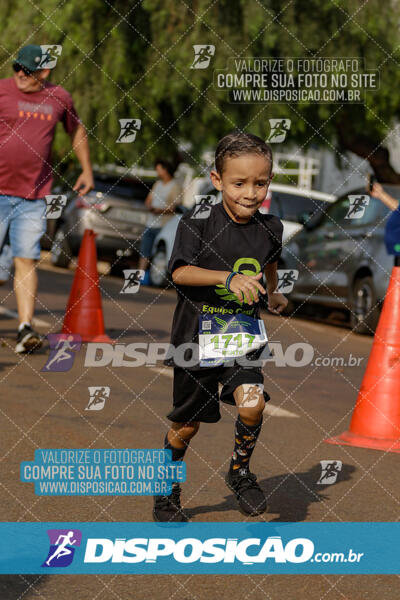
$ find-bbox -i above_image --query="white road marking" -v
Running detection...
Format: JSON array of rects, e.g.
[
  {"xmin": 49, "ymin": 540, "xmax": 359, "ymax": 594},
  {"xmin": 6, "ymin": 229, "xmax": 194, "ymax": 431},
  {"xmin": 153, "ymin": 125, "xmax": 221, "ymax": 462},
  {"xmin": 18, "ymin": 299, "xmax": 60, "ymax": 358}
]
[
  {"xmin": 149, "ymin": 367, "xmax": 299, "ymax": 418},
  {"xmin": 0, "ymin": 306, "xmax": 50, "ymax": 327},
  {"xmin": 263, "ymin": 404, "xmax": 299, "ymax": 418},
  {"xmin": 150, "ymin": 367, "xmax": 173, "ymax": 378}
]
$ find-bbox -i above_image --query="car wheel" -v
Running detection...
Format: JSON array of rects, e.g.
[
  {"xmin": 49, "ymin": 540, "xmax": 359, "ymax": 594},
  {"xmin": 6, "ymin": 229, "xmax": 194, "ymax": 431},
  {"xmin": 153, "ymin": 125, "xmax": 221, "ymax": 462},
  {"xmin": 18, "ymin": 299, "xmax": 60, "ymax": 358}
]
[
  {"xmin": 50, "ymin": 228, "xmax": 71, "ymax": 268},
  {"xmin": 109, "ymin": 259, "xmax": 128, "ymax": 278},
  {"xmin": 350, "ymin": 276, "xmax": 379, "ymax": 335},
  {"xmin": 150, "ymin": 247, "xmax": 168, "ymax": 287}
]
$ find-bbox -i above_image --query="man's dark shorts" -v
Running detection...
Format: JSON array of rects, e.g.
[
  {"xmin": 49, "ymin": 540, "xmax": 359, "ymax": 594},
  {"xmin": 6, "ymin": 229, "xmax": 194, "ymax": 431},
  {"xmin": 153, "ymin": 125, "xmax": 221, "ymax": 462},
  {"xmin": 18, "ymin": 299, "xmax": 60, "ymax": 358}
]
[{"xmin": 168, "ymin": 365, "xmax": 270, "ymax": 423}]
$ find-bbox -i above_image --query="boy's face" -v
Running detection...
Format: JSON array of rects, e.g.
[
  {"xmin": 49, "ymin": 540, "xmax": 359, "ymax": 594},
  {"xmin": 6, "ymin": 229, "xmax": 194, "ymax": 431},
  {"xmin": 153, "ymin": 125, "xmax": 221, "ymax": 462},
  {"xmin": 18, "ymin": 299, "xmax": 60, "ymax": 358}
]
[{"xmin": 210, "ymin": 153, "xmax": 272, "ymax": 223}]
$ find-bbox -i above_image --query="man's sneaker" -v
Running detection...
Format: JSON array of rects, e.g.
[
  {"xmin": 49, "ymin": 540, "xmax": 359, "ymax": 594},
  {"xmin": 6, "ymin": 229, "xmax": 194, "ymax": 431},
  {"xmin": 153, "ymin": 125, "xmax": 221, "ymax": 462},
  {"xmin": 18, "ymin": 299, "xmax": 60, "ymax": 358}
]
[
  {"xmin": 226, "ymin": 470, "xmax": 267, "ymax": 516},
  {"xmin": 153, "ymin": 483, "xmax": 188, "ymax": 522},
  {"xmin": 15, "ymin": 325, "xmax": 43, "ymax": 354}
]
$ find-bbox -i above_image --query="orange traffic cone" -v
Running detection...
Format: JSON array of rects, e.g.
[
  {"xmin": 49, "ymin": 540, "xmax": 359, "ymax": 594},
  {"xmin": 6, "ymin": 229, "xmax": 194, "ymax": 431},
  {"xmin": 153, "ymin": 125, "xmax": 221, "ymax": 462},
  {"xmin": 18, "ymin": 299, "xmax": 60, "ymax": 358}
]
[
  {"xmin": 62, "ymin": 229, "xmax": 113, "ymax": 343},
  {"xmin": 325, "ymin": 266, "xmax": 400, "ymax": 452}
]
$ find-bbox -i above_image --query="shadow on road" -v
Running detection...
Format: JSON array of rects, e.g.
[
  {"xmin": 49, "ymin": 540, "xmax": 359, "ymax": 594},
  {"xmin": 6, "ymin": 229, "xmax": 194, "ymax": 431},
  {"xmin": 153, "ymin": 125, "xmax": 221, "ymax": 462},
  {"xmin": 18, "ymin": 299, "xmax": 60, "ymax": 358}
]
[
  {"xmin": 0, "ymin": 575, "xmax": 48, "ymax": 600},
  {"xmin": 0, "ymin": 360, "xmax": 15, "ymax": 371},
  {"xmin": 188, "ymin": 463, "xmax": 356, "ymax": 521}
]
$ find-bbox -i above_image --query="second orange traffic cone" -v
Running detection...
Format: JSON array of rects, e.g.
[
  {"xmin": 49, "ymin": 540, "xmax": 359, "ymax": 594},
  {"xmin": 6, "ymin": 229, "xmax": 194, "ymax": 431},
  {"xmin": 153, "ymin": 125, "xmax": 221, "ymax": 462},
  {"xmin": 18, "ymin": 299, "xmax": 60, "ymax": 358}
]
[
  {"xmin": 62, "ymin": 229, "xmax": 113, "ymax": 343},
  {"xmin": 325, "ymin": 266, "xmax": 400, "ymax": 452}
]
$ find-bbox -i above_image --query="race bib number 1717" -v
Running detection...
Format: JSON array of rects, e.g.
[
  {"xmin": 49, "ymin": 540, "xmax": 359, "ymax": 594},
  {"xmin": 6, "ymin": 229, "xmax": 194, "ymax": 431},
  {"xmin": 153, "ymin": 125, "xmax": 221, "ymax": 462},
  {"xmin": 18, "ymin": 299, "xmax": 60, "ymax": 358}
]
[{"xmin": 198, "ymin": 314, "xmax": 268, "ymax": 367}]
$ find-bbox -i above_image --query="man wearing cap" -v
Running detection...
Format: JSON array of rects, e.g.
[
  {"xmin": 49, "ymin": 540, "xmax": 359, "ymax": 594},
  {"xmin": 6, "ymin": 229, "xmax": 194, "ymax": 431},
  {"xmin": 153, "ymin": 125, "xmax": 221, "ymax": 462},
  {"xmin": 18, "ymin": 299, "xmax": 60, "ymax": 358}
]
[{"xmin": 0, "ymin": 44, "xmax": 94, "ymax": 353}]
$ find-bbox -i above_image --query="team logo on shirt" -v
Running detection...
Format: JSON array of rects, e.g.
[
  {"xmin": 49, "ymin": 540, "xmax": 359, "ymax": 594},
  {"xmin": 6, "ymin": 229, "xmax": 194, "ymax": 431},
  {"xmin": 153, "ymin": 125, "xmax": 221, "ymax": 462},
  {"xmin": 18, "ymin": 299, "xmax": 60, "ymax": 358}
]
[
  {"xmin": 18, "ymin": 100, "xmax": 53, "ymax": 120},
  {"xmin": 215, "ymin": 257, "xmax": 261, "ymax": 305}
]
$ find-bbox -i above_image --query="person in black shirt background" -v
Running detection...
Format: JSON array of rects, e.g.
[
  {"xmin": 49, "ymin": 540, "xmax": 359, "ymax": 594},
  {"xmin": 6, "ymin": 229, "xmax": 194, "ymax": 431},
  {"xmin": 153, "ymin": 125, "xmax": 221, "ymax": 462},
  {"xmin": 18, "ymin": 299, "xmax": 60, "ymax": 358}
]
[{"xmin": 153, "ymin": 132, "xmax": 288, "ymax": 522}]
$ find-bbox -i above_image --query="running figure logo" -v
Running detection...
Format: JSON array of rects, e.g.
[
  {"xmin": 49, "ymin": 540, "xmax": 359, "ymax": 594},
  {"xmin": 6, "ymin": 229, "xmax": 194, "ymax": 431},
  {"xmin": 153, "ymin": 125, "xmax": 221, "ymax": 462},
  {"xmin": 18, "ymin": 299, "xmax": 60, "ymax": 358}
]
[
  {"xmin": 43, "ymin": 195, "xmax": 67, "ymax": 219},
  {"xmin": 191, "ymin": 195, "xmax": 218, "ymax": 219},
  {"xmin": 317, "ymin": 460, "xmax": 343, "ymax": 485},
  {"xmin": 39, "ymin": 45, "xmax": 62, "ymax": 69},
  {"xmin": 42, "ymin": 529, "xmax": 81, "ymax": 567},
  {"xmin": 345, "ymin": 195, "xmax": 370, "ymax": 219},
  {"xmin": 190, "ymin": 45, "xmax": 215, "ymax": 69},
  {"xmin": 237, "ymin": 383, "xmax": 264, "ymax": 408},
  {"xmin": 116, "ymin": 119, "xmax": 141, "ymax": 143},
  {"xmin": 41, "ymin": 334, "xmax": 82, "ymax": 372},
  {"xmin": 276, "ymin": 269, "xmax": 299, "ymax": 293},
  {"xmin": 121, "ymin": 269, "xmax": 145, "ymax": 293},
  {"xmin": 86, "ymin": 386, "xmax": 110, "ymax": 411},
  {"xmin": 267, "ymin": 119, "xmax": 291, "ymax": 143}
]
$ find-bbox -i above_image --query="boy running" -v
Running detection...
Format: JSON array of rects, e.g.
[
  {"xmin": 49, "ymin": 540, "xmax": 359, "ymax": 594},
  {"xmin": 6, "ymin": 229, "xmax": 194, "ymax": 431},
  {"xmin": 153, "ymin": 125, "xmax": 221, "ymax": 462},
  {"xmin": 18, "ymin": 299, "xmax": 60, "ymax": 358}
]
[{"xmin": 153, "ymin": 132, "xmax": 287, "ymax": 522}]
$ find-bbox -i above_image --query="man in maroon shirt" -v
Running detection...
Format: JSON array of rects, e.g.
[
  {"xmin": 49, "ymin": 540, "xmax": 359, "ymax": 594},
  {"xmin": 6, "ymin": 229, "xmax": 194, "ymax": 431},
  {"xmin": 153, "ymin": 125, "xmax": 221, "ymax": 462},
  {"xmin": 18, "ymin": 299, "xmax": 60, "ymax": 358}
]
[{"xmin": 0, "ymin": 45, "xmax": 94, "ymax": 353}]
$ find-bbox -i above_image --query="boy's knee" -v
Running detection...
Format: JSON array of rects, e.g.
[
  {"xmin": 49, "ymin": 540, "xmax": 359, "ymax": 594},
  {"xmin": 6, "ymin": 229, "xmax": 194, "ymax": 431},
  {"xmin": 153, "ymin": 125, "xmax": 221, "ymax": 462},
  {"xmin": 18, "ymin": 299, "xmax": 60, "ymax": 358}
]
[
  {"xmin": 238, "ymin": 406, "xmax": 264, "ymax": 426},
  {"xmin": 171, "ymin": 421, "xmax": 200, "ymax": 441},
  {"xmin": 234, "ymin": 383, "xmax": 265, "ymax": 425},
  {"xmin": 234, "ymin": 384, "xmax": 265, "ymax": 410}
]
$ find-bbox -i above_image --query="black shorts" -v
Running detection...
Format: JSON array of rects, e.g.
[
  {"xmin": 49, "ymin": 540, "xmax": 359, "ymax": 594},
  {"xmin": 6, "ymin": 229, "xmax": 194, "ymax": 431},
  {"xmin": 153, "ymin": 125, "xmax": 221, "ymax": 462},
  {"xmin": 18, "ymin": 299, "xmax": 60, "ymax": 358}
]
[{"xmin": 168, "ymin": 365, "xmax": 270, "ymax": 424}]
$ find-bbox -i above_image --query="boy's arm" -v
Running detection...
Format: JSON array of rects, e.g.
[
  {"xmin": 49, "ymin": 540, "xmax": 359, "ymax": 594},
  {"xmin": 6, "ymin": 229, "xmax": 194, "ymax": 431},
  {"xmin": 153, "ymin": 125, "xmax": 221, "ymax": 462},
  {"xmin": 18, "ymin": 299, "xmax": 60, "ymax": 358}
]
[
  {"xmin": 172, "ymin": 265, "xmax": 228, "ymax": 286},
  {"xmin": 172, "ymin": 265, "xmax": 266, "ymax": 306},
  {"xmin": 264, "ymin": 262, "xmax": 288, "ymax": 314}
]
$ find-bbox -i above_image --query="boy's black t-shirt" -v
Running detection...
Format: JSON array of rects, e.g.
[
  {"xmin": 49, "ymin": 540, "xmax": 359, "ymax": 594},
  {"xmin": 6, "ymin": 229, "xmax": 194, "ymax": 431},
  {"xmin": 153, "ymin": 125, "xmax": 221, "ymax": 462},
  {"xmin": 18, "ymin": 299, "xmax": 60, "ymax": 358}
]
[{"xmin": 167, "ymin": 201, "xmax": 283, "ymax": 369}]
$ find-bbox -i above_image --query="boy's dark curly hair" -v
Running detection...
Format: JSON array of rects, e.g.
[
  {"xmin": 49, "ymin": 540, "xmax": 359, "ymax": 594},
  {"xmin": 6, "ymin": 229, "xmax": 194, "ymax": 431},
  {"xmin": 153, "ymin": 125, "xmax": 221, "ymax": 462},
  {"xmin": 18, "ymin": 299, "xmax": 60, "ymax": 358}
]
[{"xmin": 215, "ymin": 131, "xmax": 273, "ymax": 175}]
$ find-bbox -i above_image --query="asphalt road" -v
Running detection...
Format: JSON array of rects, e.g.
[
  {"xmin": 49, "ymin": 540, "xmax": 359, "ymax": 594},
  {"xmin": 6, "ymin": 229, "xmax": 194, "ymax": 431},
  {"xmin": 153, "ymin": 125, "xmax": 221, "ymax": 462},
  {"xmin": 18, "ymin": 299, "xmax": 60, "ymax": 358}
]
[{"xmin": 0, "ymin": 257, "xmax": 399, "ymax": 599}]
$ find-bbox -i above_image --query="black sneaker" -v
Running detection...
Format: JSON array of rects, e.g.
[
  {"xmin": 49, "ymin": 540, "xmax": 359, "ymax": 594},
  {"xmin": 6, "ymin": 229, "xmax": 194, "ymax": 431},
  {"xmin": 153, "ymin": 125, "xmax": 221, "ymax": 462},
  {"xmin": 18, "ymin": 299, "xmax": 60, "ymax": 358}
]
[
  {"xmin": 15, "ymin": 325, "xmax": 43, "ymax": 354},
  {"xmin": 226, "ymin": 470, "xmax": 267, "ymax": 516},
  {"xmin": 153, "ymin": 483, "xmax": 188, "ymax": 522}
]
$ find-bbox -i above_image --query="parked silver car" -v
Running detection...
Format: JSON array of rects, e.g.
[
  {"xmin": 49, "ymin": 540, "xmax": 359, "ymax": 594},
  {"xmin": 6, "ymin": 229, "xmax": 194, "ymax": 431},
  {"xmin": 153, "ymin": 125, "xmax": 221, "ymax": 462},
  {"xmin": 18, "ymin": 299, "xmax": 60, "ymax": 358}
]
[
  {"xmin": 50, "ymin": 170, "xmax": 156, "ymax": 271},
  {"xmin": 281, "ymin": 186, "xmax": 398, "ymax": 334}
]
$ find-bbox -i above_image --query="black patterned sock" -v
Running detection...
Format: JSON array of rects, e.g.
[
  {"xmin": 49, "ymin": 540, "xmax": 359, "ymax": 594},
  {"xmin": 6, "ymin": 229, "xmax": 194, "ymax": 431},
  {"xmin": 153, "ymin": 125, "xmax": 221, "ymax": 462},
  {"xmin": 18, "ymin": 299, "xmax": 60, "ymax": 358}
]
[
  {"xmin": 229, "ymin": 415, "xmax": 263, "ymax": 476},
  {"xmin": 164, "ymin": 433, "xmax": 188, "ymax": 462}
]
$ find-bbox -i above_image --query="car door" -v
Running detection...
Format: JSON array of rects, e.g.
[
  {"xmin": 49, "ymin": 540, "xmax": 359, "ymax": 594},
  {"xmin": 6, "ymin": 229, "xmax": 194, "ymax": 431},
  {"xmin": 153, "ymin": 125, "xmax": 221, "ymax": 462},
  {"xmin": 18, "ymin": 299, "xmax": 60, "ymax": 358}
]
[
  {"xmin": 270, "ymin": 190, "xmax": 329, "ymax": 243},
  {"xmin": 291, "ymin": 192, "xmax": 388, "ymax": 306},
  {"xmin": 285, "ymin": 197, "xmax": 348, "ymax": 303}
]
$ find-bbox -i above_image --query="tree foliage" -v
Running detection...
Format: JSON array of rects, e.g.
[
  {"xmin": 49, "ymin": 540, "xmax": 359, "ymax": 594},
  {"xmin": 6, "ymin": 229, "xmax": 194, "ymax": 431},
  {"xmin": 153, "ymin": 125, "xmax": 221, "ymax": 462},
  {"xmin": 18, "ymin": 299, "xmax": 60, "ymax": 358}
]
[{"xmin": 0, "ymin": 0, "xmax": 399, "ymax": 180}]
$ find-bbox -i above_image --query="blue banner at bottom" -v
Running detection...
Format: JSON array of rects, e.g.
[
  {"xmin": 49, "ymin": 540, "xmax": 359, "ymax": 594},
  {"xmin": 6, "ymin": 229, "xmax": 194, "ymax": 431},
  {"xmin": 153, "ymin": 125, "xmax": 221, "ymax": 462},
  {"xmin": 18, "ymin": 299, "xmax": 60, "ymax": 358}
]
[{"xmin": 0, "ymin": 522, "xmax": 398, "ymax": 574}]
